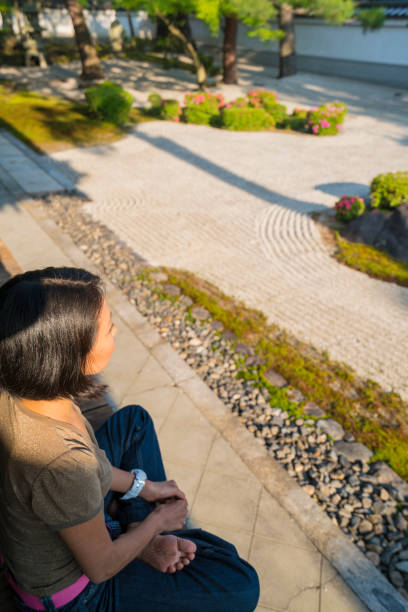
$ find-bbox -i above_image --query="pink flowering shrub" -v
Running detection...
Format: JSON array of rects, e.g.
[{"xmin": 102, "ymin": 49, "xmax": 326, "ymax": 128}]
[
  {"xmin": 334, "ymin": 196, "xmax": 365, "ymax": 223},
  {"xmin": 306, "ymin": 102, "xmax": 347, "ymax": 136},
  {"xmin": 183, "ymin": 91, "xmax": 224, "ymax": 125},
  {"xmin": 147, "ymin": 93, "xmax": 181, "ymax": 121},
  {"xmin": 247, "ymin": 89, "xmax": 287, "ymax": 126}
]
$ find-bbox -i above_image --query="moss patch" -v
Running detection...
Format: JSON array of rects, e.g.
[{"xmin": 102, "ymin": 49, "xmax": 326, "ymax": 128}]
[
  {"xmin": 153, "ymin": 266, "xmax": 408, "ymax": 480},
  {"xmin": 334, "ymin": 231, "xmax": 408, "ymax": 287},
  {"xmin": 0, "ymin": 81, "xmax": 155, "ymax": 153}
]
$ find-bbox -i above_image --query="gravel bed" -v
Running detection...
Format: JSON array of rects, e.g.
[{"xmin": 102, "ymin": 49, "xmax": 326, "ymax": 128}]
[{"xmin": 40, "ymin": 193, "xmax": 408, "ymax": 600}]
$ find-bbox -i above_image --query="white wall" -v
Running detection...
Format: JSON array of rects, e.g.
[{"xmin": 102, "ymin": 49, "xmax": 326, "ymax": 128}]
[
  {"xmin": 189, "ymin": 16, "xmax": 408, "ymax": 68},
  {"xmin": 12, "ymin": 9, "xmax": 155, "ymax": 41}
]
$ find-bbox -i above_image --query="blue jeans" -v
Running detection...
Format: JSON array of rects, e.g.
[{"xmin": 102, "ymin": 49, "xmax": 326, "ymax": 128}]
[{"xmin": 15, "ymin": 405, "xmax": 260, "ymax": 612}]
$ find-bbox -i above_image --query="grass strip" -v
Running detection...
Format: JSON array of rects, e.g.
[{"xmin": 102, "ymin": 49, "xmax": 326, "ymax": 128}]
[{"xmin": 155, "ymin": 266, "xmax": 408, "ymax": 480}]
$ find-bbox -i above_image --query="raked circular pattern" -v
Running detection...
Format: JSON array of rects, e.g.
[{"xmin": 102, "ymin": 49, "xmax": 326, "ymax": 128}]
[{"xmin": 54, "ymin": 115, "xmax": 408, "ymax": 400}]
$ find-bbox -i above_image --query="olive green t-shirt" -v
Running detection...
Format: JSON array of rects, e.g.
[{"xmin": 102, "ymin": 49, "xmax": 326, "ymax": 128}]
[{"xmin": 0, "ymin": 394, "xmax": 112, "ymax": 596}]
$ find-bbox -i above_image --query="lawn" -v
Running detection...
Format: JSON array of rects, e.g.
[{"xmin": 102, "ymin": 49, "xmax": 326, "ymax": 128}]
[{"xmin": 0, "ymin": 80, "xmax": 154, "ymax": 153}]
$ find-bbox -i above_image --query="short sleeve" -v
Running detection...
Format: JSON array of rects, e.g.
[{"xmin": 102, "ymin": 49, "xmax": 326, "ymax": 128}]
[{"xmin": 31, "ymin": 447, "xmax": 104, "ymax": 530}]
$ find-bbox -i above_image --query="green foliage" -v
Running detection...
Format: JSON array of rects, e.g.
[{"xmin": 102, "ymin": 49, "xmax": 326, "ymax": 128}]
[
  {"xmin": 148, "ymin": 93, "xmax": 181, "ymax": 120},
  {"xmin": 357, "ymin": 6, "xmax": 386, "ymax": 32},
  {"xmin": 306, "ymin": 101, "xmax": 347, "ymax": 135},
  {"xmin": 304, "ymin": 0, "xmax": 355, "ymax": 23},
  {"xmin": 220, "ymin": 107, "xmax": 275, "ymax": 131},
  {"xmin": 247, "ymin": 89, "xmax": 287, "ymax": 125},
  {"xmin": 370, "ymin": 172, "xmax": 408, "ymax": 209},
  {"xmin": 85, "ymin": 81, "xmax": 133, "ymax": 125},
  {"xmin": 182, "ymin": 91, "xmax": 223, "ymax": 125},
  {"xmin": 284, "ymin": 107, "xmax": 309, "ymax": 131},
  {"xmin": 334, "ymin": 196, "xmax": 365, "ymax": 222}
]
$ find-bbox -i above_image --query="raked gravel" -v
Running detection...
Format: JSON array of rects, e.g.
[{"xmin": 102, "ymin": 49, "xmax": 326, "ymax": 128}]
[
  {"xmin": 51, "ymin": 106, "xmax": 408, "ymax": 402},
  {"xmin": 40, "ymin": 193, "xmax": 408, "ymax": 601}
]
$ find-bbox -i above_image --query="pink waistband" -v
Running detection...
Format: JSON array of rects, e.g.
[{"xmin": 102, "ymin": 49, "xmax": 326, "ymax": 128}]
[{"xmin": 0, "ymin": 554, "xmax": 90, "ymax": 610}]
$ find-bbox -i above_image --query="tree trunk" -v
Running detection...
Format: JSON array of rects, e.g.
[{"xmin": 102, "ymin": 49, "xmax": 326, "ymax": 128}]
[
  {"xmin": 126, "ymin": 10, "xmax": 135, "ymax": 41},
  {"xmin": 64, "ymin": 0, "xmax": 104, "ymax": 81},
  {"xmin": 223, "ymin": 15, "xmax": 238, "ymax": 84},
  {"xmin": 278, "ymin": 3, "xmax": 296, "ymax": 78},
  {"xmin": 155, "ymin": 10, "xmax": 207, "ymax": 89}
]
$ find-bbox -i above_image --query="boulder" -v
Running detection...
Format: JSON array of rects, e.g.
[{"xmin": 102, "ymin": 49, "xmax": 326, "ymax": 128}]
[
  {"xmin": 375, "ymin": 202, "xmax": 408, "ymax": 261},
  {"xmin": 342, "ymin": 210, "xmax": 387, "ymax": 245},
  {"xmin": 342, "ymin": 203, "xmax": 408, "ymax": 262}
]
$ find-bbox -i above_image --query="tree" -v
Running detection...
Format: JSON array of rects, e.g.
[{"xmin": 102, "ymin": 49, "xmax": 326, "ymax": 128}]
[
  {"xmin": 65, "ymin": 0, "xmax": 104, "ymax": 81},
  {"xmin": 114, "ymin": 0, "xmax": 281, "ymax": 87},
  {"xmin": 215, "ymin": 1, "xmax": 281, "ymax": 84},
  {"xmin": 275, "ymin": 0, "xmax": 355, "ymax": 78}
]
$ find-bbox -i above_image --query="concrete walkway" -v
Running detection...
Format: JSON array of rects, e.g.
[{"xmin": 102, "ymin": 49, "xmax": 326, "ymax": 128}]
[
  {"xmin": 3, "ymin": 60, "xmax": 406, "ymax": 398},
  {"xmin": 0, "ymin": 145, "xmax": 378, "ymax": 612}
]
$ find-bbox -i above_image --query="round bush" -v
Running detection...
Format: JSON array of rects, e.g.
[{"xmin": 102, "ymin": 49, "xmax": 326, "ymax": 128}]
[
  {"xmin": 334, "ymin": 196, "xmax": 366, "ymax": 223},
  {"xmin": 85, "ymin": 81, "xmax": 133, "ymax": 126},
  {"xmin": 183, "ymin": 91, "xmax": 223, "ymax": 126},
  {"xmin": 247, "ymin": 89, "xmax": 287, "ymax": 126},
  {"xmin": 307, "ymin": 101, "xmax": 347, "ymax": 136},
  {"xmin": 370, "ymin": 172, "xmax": 408, "ymax": 209},
  {"xmin": 220, "ymin": 107, "xmax": 275, "ymax": 131}
]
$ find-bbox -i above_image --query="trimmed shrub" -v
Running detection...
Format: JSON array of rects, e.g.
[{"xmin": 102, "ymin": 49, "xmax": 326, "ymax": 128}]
[
  {"xmin": 370, "ymin": 172, "xmax": 408, "ymax": 209},
  {"xmin": 147, "ymin": 93, "xmax": 181, "ymax": 121},
  {"xmin": 284, "ymin": 108, "xmax": 309, "ymax": 132},
  {"xmin": 334, "ymin": 196, "xmax": 366, "ymax": 223},
  {"xmin": 220, "ymin": 107, "xmax": 275, "ymax": 131},
  {"xmin": 183, "ymin": 91, "xmax": 224, "ymax": 126},
  {"xmin": 85, "ymin": 81, "xmax": 133, "ymax": 125},
  {"xmin": 306, "ymin": 101, "xmax": 347, "ymax": 135},
  {"xmin": 247, "ymin": 89, "xmax": 287, "ymax": 126}
]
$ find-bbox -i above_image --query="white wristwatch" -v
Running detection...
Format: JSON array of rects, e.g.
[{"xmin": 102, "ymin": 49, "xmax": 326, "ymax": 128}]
[{"xmin": 120, "ymin": 469, "xmax": 147, "ymax": 501}]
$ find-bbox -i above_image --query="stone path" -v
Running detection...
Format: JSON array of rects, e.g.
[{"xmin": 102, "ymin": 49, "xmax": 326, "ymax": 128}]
[{"xmin": 0, "ymin": 180, "xmax": 377, "ymax": 611}]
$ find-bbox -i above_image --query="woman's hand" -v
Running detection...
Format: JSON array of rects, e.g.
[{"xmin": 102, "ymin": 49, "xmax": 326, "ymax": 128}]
[
  {"xmin": 152, "ymin": 498, "xmax": 188, "ymax": 532},
  {"xmin": 140, "ymin": 479, "xmax": 186, "ymax": 504}
]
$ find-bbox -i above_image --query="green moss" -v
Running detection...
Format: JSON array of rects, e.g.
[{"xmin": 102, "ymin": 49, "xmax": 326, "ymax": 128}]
[
  {"xmin": 157, "ymin": 265, "xmax": 408, "ymax": 481},
  {"xmin": 335, "ymin": 231, "xmax": 408, "ymax": 287},
  {"xmin": 0, "ymin": 81, "xmax": 154, "ymax": 153}
]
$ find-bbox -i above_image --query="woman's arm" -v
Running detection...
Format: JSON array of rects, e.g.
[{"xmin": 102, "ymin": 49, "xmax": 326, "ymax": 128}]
[
  {"xmin": 59, "ymin": 499, "xmax": 188, "ymax": 583},
  {"xmin": 110, "ymin": 467, "xmax": 186, "ymax": 504},
  {"xmin": 110, "ymin": 466, "xmax": 134, "ymax": 493}
]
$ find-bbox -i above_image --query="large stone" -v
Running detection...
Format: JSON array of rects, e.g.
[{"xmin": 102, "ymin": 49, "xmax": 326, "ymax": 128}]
[
  {"xmin": 316, "ymin": 418, "xmax": 344, "ymax": 440},
  {"xmin": 333, "ymin": 440, "xmax": 373, "ymax": 464},
  {"xmin": 303, "ymin": 401, "xmax": 325, "ymax": 417},
  {"xmin": 264, "ymin": 369, "xmax": 287, "ymax": 388},
  {"xmin": 375, "ymin": 203, "xmax": 408, "ymax": 261},
  {"xmin": 342, "ymin": 210, "xmax": 387, "ymax": 245}
]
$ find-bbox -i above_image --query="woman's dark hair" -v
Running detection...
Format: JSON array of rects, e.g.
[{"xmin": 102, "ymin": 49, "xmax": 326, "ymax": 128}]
[{"xmin": 0, "ymin": 267, "xmax": 105, "ymax": 401}]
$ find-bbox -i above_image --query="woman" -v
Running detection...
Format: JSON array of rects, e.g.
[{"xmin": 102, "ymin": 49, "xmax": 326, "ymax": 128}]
[{"xmin": 0, "ymin": 267, "xmax": 260, "ymax": 611}]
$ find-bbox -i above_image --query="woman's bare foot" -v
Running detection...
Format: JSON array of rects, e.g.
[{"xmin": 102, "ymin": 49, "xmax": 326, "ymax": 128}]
[{"xmin": 139, "ymin": 534, "xmax": 197, "ymax": 573}]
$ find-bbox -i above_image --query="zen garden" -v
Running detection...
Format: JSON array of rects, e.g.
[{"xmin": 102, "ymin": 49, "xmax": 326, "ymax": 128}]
[{"xmin": 0, "ymin": 0, "xmax": 408, "ymax": 610}]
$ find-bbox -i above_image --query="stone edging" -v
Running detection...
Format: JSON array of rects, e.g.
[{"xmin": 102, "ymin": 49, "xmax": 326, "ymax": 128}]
[{"xmin": 22, "ymin": 198, "xmax": 408, "ymax": 612}]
